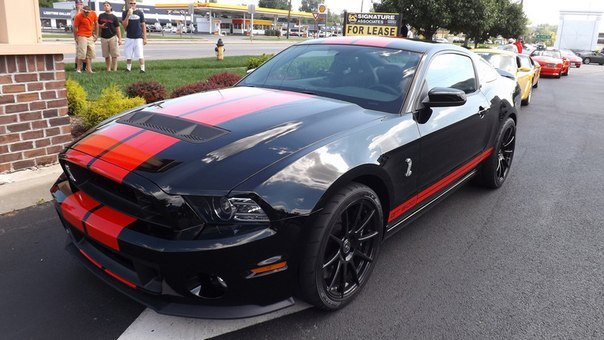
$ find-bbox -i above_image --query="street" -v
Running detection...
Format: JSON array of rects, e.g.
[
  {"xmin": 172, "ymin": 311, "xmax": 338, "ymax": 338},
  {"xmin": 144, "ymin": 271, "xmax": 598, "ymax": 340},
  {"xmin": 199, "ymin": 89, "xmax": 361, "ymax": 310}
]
[
  {"xmin": 1, "ymin": 64, "xmax": 603, "ymax": 339},
  {"xmin": 60, "ymin": 36, "xmax": 297, "ymax": 61}
]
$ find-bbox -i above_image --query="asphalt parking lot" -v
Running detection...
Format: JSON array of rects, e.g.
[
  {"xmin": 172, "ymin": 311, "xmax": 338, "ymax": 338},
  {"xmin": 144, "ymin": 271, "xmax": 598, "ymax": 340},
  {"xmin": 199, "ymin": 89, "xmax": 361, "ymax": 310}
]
[{"xmin": 1, "ymin": 64, "xmax": 603, "ymax": 339}]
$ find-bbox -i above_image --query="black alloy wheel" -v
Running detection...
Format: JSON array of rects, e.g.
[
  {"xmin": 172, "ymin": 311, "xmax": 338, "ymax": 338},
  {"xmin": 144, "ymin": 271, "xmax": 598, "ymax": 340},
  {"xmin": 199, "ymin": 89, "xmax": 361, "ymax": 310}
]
[
  {"xmin": 300, "ymin": 183, "xmax": 383, "ymax": 310},
  {"xmin": 495, "ymin": 121, "xmax": 516, "ymax": 183},
  {"xmin": 476, "ymin": 117, "xmax": 516, "ymax": 189}
]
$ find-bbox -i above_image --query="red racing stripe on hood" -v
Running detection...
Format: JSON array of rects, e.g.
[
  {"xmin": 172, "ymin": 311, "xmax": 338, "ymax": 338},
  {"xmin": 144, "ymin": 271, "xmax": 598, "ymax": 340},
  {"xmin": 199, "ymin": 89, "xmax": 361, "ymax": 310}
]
[
  {"xmin": 93, "ymin": 130, "xmax": 179, "ymax": 183},
  {"xmin": 72, "ymin": 124, "xmax": 142, "ymax": 158},
  {"xmin": 182, "ymin": 91, "xmax": 313, "ymax": 125},
  {"xmin": 353, "ymin": 37, "xmax": 395, "ymax": 47},
  {"xmin": 85, "ymin": 206, "xmax": 136, "ymax": 251},
  {"xmin": 151, "ymin": 86, "xmax": 269, "ymax": 117}
]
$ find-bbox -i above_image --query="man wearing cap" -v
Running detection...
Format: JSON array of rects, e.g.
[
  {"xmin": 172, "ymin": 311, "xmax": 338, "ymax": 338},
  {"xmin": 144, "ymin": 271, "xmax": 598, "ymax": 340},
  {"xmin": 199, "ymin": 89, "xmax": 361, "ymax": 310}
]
[
  {"xmin": 97, "ymin": 1, "xmax": 122, "ymax": 72},
  {"xmin": 73, "ymin": 4, "xmax": 98, "ymax": 73},
  {"xmin": 122, "ymin": 0, "xmax": 147, "ymax": 73}
]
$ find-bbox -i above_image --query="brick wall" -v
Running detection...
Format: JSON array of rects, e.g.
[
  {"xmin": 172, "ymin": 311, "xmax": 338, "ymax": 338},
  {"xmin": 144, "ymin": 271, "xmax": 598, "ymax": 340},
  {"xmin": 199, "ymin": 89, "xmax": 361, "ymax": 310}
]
[{"xmin": 0, "ymin": 54, "xmax": 71, "ymax": 173}]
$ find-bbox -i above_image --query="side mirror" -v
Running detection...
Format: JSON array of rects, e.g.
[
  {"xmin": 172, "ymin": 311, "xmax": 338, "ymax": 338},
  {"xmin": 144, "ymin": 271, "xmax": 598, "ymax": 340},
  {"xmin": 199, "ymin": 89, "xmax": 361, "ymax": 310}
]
[
  {"xmin": 422, "ymin": 87, "xmax": 467, "ymax": 108},
  {"xmin": 518, "ymin": 66, "xmax": 531, "ymax": 72}
]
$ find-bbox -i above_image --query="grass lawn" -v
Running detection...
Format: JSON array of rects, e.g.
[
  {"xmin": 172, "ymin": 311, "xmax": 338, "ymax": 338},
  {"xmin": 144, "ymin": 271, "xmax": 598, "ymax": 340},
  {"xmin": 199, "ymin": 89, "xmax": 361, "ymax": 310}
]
[{"xmin": 67, "ymin": 56, "xmax": 252, "ymax": 99}]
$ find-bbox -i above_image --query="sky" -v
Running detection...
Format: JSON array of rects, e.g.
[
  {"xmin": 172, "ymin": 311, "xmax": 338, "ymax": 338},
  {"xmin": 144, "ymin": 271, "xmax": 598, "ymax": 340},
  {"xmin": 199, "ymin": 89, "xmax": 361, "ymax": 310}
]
[{"xmin": 144, "ymin": 0, "xmax": 604, "ymax": 30}]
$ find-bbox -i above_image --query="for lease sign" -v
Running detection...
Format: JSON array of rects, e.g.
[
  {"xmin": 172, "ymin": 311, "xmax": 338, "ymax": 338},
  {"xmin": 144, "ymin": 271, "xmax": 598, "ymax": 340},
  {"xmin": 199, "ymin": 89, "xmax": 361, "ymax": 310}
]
[{"xmin": 343, "ymin": 12, "xmax": 400, "ymax": 37}]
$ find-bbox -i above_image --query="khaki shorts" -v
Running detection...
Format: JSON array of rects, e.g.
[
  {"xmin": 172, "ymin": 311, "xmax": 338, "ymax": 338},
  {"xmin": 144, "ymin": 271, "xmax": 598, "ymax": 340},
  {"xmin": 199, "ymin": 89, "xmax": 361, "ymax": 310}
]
[
  {"xmin": 76, "ymin": 36, "xmax": 95, "ymax": 60},
  {"xmin": 101, "ymin": 36, "xmax": 120, "ymax": 58}
]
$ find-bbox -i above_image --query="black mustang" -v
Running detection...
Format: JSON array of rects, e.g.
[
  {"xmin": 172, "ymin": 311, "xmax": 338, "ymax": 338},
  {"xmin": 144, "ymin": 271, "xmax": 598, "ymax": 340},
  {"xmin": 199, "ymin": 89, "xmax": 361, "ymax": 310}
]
[{"xmin": 51, "ymin": 37, "xmax": 519, "ymax": 319}]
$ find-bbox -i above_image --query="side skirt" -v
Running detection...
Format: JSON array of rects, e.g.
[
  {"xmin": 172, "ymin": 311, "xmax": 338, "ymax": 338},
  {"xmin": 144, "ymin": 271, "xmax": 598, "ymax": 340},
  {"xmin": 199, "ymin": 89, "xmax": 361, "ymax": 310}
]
[{"xmin": 384, "ymin": 170, "xmax": 477, "ymax": 238}]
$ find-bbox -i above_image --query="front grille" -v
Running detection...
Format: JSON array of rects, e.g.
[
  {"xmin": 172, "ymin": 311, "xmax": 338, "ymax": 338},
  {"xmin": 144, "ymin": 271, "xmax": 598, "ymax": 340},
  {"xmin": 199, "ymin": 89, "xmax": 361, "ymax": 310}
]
[{"xmin": 62, "ymin": 160, "xmax": 204, "ymax": 240}]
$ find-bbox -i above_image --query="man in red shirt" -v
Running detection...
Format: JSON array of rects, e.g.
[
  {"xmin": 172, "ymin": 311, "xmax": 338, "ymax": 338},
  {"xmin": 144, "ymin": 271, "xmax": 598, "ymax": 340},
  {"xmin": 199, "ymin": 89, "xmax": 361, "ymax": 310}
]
[{"xmin": 73, "ymin": 5, "xmax": 98, "ymax": 73}]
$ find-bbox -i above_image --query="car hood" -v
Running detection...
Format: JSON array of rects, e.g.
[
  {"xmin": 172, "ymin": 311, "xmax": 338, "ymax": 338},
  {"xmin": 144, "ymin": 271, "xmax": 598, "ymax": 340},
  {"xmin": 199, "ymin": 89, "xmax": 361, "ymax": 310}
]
[
  {"xmin": 67, "ymin": 87, "xmax": 386, "ymax": 195},
  {"xmin": 532, "ymin": 56, "xmax": 562, "ymax": 64}
]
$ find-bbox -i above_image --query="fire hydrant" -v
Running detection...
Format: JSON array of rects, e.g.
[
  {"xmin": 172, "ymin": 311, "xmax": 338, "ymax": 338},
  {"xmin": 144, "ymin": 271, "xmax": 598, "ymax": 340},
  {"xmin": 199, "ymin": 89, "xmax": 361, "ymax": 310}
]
[{"xmin": 215, "ymin": 38, "xmax": 225, "ymax": 61}]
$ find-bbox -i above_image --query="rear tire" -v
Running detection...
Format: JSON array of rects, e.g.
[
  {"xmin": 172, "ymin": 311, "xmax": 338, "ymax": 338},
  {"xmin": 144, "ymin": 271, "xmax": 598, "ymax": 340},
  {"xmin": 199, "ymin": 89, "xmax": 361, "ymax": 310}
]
[
  {"xmin": 475, "ymin": 118, "xmax": 516, "ymax": 189},
  {"xmin": 300, "ymin": 183, "xmax": 383, "ymax": 310}
]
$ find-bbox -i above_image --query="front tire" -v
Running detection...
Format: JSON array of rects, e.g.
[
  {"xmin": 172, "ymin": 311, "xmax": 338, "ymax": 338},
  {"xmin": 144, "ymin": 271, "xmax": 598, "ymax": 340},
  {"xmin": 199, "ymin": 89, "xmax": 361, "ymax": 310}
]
[
  {"xmin": 521, "ymin": 85, "xmax": 532, "ymax": 106},
  {"xmin": 583, "ymin": 58, "xmax": 591, "ymax": 64},
  {"xmin": 476, "ymin": 118, "xmax": 516, "ymax": 189},
  {"xmin": 300, "ymin": 183, "xmax": 383, "ymax": 310}
]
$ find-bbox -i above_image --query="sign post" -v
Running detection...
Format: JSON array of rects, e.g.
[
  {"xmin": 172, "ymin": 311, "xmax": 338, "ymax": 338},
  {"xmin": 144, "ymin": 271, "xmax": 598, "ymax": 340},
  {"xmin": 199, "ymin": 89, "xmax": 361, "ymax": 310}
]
[{"xmin": 248, "ymin": 4, "xmax": 256, "ymax": 41}]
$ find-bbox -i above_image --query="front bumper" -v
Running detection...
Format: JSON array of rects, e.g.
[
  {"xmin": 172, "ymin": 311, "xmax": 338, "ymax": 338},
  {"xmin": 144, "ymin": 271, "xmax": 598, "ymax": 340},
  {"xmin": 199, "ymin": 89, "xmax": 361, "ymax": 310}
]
[
  {"xmin": 52, "ymin": 178, "xmax": 307, "ymax": 319},
  {"xmin": 539, "ymin": 67, "xmax": 562, "ymax": 76}
]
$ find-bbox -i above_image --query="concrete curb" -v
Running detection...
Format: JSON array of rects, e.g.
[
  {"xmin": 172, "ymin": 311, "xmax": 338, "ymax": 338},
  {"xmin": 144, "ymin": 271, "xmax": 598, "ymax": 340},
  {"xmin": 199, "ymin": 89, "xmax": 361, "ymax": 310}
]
[{"xmin": 0, "ymin": 165, "xmax": 62, "ymax": 215}]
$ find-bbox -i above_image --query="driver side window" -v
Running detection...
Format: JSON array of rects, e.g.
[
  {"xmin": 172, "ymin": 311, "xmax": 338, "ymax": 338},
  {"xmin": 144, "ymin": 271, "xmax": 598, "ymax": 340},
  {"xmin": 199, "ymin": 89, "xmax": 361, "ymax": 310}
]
[{"xmin": 426, "ymin": 53, "xmax": 477, "ymax": 94}]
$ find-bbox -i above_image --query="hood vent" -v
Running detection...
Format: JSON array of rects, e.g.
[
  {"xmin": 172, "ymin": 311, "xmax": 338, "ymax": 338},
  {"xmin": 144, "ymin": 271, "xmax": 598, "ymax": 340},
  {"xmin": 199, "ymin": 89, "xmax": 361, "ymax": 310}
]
[{"xmin": 117, "ymin": 111, "xmax": 229, "ymax": 143}]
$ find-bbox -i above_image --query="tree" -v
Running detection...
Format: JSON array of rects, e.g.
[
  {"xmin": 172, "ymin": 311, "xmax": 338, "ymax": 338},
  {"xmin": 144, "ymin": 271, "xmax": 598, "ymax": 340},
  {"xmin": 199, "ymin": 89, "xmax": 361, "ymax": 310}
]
[
  {"xmin": 39, "ymin": 0, "xmax": 58, "ymax": 8},
  {"xmin": 489, "ymin": 0, "xmax": 528, "ymax": 40},
  {"xmin": 374, "ymin": 0, "xmax": 451, "ymax": 40},
  {"xmin": 259, "ymin": 0, "xmax": 290, "ymax": 10},
  {"xmin": 299, "ymin": 0, "xmax": 320, "ymax": 12},
  {"xmin": 448, "ymin": 0, "xmax": 498, "ymax": 47}
]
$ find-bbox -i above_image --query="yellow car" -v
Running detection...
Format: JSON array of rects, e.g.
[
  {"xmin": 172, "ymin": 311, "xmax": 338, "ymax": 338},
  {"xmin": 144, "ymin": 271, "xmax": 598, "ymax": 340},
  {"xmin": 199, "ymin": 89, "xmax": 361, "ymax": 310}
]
[{"xmin": 473, "ymin": 49, "xmax": 538, "ymax": 106}]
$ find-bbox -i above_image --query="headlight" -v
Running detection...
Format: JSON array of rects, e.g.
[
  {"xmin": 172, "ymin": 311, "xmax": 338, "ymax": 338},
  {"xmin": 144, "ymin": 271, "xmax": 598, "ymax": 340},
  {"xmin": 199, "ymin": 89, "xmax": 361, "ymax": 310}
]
[{"xmin": 187, "ymin": 196, "xmax": 270, "ymax": 223}]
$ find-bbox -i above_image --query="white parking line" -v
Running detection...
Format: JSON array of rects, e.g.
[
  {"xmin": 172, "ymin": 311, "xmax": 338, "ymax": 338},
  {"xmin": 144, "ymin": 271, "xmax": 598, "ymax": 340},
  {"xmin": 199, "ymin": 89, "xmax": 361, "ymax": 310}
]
[{"xmin": 118, "ymin": 302, "xmax": 311, "ymax": 340}]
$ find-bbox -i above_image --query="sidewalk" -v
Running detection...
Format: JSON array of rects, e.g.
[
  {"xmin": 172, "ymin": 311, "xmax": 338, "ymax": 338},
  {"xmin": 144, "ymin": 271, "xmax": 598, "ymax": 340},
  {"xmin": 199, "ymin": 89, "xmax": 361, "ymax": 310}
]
[
  {"xmin": 43, "ymin": 34, "xmax": 304, "ymax": 45},
  {"xmin": 0, "ymin": 165, "xmax": 62, "ymax": 215}
]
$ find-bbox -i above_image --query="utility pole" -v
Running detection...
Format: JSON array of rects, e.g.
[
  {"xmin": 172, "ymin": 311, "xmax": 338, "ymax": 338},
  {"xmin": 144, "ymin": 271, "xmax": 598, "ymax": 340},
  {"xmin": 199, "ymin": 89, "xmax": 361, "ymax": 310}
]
[{"xmin": 286, "ymin": 0, "xmax": 291, "ymax": 39}]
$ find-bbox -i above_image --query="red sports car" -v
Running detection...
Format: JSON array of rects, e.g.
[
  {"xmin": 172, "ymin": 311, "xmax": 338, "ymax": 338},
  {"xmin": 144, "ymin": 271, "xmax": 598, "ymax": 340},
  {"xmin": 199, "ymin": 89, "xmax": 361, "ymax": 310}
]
[
  {"xmin": 561, "ymin": 49, "xmax": 582, "ymax": 68},
  {"xmin": 530, "ymin": 49, "xmax": 570, "ymax": 78}
]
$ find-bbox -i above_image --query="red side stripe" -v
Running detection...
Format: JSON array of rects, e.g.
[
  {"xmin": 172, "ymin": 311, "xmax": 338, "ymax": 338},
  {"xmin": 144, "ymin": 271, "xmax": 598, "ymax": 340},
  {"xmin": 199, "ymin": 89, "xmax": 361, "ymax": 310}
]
[
  {"xmin": 183, "ymin": 91, "xmax": 312, "ymax": 126},
  {"xmin": 73, "ymin": 124, "xmax": 141, "ymax": 158},
  {"xmin": 79, "ymin": 249, "xmax": 103, "ymax": 269},
  {"xmin": 60, "ymin": 192, "xmax": 101, "ymax": 232},
  {"xmin": 95, "ymin": 131, "xmax": 179, "ymax": 183},
  {"xmin": 104, "ymin": 269, "xmax": 137, "ymax": 289},
  {"xmin": 85, "ymin": 206, "xmax": 136, "ymax": 251},
  {"xmin": 388, "ymin": 147, "xmax": 494, "ymax": 223},
  {"xmin": 79, "ymin": 249, "xmax": 137, "ymax": 289}
]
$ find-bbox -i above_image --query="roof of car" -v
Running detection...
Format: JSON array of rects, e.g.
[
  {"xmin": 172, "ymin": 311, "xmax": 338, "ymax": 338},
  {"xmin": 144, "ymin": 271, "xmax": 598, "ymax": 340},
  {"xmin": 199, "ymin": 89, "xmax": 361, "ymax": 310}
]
[
  {"xmin": 298, "ymin": 36, "xmax": 468, "ymax": 54},
  {"xmin": 472, "ymin": 48, "xmax": 517, "ymax": 56}
]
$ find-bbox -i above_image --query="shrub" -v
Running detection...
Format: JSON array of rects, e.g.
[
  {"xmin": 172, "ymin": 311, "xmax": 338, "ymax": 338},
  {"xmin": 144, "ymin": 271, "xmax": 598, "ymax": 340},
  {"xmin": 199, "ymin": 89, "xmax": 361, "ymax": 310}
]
[
  {"xmin": 66, "ymin": 79, "xmax": 88, "ymax": 116},
  {"xmin": 246, "ymin": 54, "xmax": 272, "ymax": 70},
  {"xmin": 125, "ymin": 81, "xmax": 166, "ymax": 103},
  {"xmin": 171, "ymin": 82, "xmax": 221, "ymax": 98},
  {"xmin": 80, "ymin": 84, "xmax": 145, "ymax": 128},
  {"xmin": 207, "ymin": 72, "xmax": 242, "ymax": 88},
  {"xmin": 264, "ymin": 29, "xmax": 281, "ymax": 37}
]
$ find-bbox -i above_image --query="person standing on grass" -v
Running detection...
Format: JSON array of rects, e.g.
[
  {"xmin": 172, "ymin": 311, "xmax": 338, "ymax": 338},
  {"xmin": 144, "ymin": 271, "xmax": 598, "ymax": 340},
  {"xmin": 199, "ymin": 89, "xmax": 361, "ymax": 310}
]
[
  {"xmin": 73, "ymin": 5, "xmax": 97, "ymax": 73},
  {"xmin": 98, "ymin": 1, "xmax": 122, "ymax": 72},
  {"xmin": 122, "ymin": 0, "xmax": 147, "ymax": 73},
  {"xmin": 70, "ymin": 0, "xmax": 86, "ymax": 70}
]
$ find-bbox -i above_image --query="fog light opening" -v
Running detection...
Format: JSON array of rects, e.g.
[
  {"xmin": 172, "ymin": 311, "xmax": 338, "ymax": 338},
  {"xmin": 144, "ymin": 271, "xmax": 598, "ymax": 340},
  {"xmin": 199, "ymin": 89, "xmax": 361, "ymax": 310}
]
[{"xmin": 187, "ymin": 273, "xmax": 228, "ymax": 299}]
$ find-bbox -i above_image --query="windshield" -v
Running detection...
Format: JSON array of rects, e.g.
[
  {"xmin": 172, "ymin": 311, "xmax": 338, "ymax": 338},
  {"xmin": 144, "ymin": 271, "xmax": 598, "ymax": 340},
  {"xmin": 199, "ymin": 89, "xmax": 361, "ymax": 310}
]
[
  {"xmin": 238, "ymin": 44, "xmax": 422, "ymax": 113},
  {"xmin": 476, "ymin": 53, "xmax": 517, "ymax": 74},
  {"xmin": 532, "ymin": 50, "xmax": 562, "ymax": 59}
]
